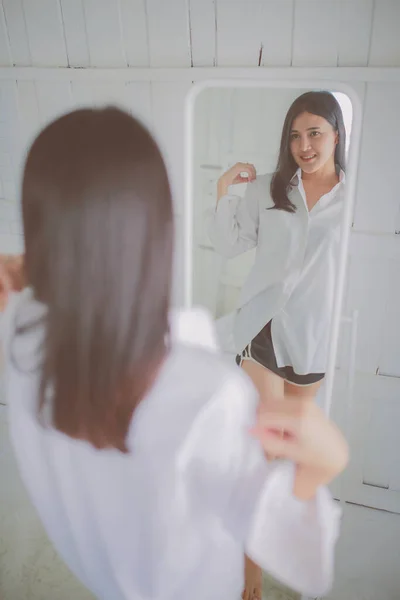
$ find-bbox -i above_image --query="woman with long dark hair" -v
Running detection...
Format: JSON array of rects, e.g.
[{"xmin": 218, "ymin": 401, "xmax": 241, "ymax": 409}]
[
  {"xmin": 0, "ymin": 106, "xmax": 347, "ymax": 600},
  {"xmin": 208, "ymin": 91, "xmax": 347, "ymax": 599}
]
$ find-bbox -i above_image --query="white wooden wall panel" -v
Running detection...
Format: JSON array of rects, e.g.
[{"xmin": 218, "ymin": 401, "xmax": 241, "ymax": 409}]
[
  {"xmin": 16, "ymin": 80, "xmax": 40, "ymax": 158},
  {"xmin": 119, "ymin": 0, "xmax": 149, "ymax": 67},
  {"xmin": 125, "ymin": 82, "xmax": 153, "ymax": 130},
  {"xmin": 2, "ymin": 0, "xmax": 31, "ymax": 66},
  {"xmin": 342, "ymin": 255, "xmax": 390, "ymax": 375},
  {"xmin": 0, "ymin": 80, "xmax": 20, "ymax": 251},
  {"xmin": 337, "ymin": 0, "xmax": 373, "ymax": 67},
  {"xmin": 217, "ymin": 1, "xmax": 293, "ymax": 67},
  {"xmin": 216, "ymin": 2, "xmax": 264, "ymax": 66},
  {"xmin": 89, "ymin": 82, "xmax": 130, "ymax": 111},
  {"xmin": 0, "ymin": 0, "xmax": 399, "ymax": 68},
  {"xmin": 146, "ymin": 0, "xmax": 191, "ymax": 67},
  {"xmin": 82, "ymin": 0, "xmax": 126, "ymax": 67},
  {"xmin": 338, "ymin": 231, "xmax": 400, "ymax": 376},
  {"xmin": 260, "ymin": 1, "xmax": 294, "ymax": 67},
  {"xmin": 189, "ymin": 0, "xmax": 216, "ymax": 66},
  {"xmin": 353, "ymin": 83, "xmax": 400, "ymax": 233},
  {"xmin": 341, "ymin": 373, "xmax": 400, "ymax": 512},
  {"xmin": 70, "ymin": 81, "xmax": 94, "ymax": 108},
  {"xmin": 23, "ymin": 0, "xmax": 68, "ymax": 67},
  {"xmin": 0, "ymin": 81, "xmax": 19, "ymax": 178},
  {"xmin": 0, "ymin": 2, "xmax": 12, "ymax": 66},
  {"xmin": 362, "ymin": 395, "xmax": 394, "ymax": 489},
  {"xmin": 377, "ymin": 258, "xmax": 400, "ymax": 377},
  {"xmin": 35, "ymin": 81, "xmax": 73, "ymax": 126},
  {"xmin": 0, "ymin": 231, "xmax": 23, "ymax": 253},
  {"xmin": 369, "ymin": 0, "xmax": 400, "ymax": 67},
  {"xmin": 59, "ymin": 0, "xmax": 90, "ymax": 67},
  {"xmin": 292, "ymin": 1, "xmax": 339, "ymax": 67},
  {"xmin": 0, "ymin": 84, "xmax": 22, "ymax": 251},
  {"xmin": 71, "ymin": 81, "xmax": 153, "ymax": 127},
  {"xmin": 71, "ymin": 82, "xmax": 137, "ymax": 112}
]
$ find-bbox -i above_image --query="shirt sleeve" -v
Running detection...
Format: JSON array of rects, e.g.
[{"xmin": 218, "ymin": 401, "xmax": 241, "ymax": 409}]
[
  {"xmin": 184, "ymin": 371, "xmax": 341, "ymax": 598},
  {"xmin": 243, "ymin": 460, "xmax": 341, "ymax": 598},
  {"xmin": 0, "ymin": 291, "xmax": 19, "ymax": 349},
  {"xmin": 205, "ymin": 179, "xmax": 260, "ymax": 258}
]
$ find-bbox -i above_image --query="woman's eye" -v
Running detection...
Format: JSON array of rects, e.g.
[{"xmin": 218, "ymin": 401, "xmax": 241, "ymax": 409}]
[
  {"xmin": 290, "ymin": 133, "xmax": 299, "ymax": 140},
  {"xmin": 310, "ymin": 131, "xmax": 320, "ymax": 137}
]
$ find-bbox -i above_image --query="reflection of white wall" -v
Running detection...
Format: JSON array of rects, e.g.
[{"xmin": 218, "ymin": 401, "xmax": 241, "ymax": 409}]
[
  {"xmin": 193, "ymin": 87, "xmax": 354, "ymax": 321},
  {"xmin": 333, "ymin": 91, "xmax": 353, "ymax": 153}
]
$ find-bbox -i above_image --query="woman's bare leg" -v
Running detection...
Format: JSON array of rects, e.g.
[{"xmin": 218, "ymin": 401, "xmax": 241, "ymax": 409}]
[
  {"xmin": 242, "ymin": 360, "xmax": 285, "ymax": 459},
  {"xmin": 242, "ymin": 555, "xmax": 262, "ymax": 600},
  {"xmin": 241, "ymin": 360, "xmax": 284, "ymax": 402},
  {"xmin": 241, "ymin": 361, "xmax": 284, "ymax": 600},
  {"xmin": 284, "ymin": 379, "xmax": 323, "ymax": 401}
]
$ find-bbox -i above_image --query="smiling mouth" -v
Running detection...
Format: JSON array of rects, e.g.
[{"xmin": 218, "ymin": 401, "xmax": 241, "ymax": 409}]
[{"xmin": 301, "ymin": 154, "xmax": 317, "ymax": 161}]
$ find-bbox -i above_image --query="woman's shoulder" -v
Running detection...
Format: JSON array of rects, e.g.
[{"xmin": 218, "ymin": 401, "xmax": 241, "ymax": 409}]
[
  {"xmin": 247, "ymin": 172, "xmax": 273, "ymax": 192},
  {"xmin": 245, "ymin": 173, "xmax": 275, "ymax": 209},
  {"xmin": 133, "ymin": 308, "xmax": 257, "ymax": 449}
]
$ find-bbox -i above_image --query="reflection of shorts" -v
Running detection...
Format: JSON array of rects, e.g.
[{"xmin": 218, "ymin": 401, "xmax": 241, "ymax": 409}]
[{"xmin": 235, "ymin": 320, "xmax": 325, "ymax": 387}]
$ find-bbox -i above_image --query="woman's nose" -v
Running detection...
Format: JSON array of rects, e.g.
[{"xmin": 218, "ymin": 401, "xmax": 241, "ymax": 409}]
[{"xmin": 300, "ymin": 136, "xmax": 312, "ymax": 151}]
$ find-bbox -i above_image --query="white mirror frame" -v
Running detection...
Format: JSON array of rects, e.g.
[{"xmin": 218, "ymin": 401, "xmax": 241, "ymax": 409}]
[{"xmin": 184, "ymin": 78, "xmax": 362, "ymax": 417}]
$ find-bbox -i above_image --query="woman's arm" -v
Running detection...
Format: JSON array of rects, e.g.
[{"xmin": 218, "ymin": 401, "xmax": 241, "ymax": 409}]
[
  {"xmin": 0, "ymin": 255, "xmax": 25, "ymax": 311},
  {"xmin": 188, "ymin": 374, "xmax": 347, "ymax": 598},
  {"xmin": 243, "ymin": 461, "xmax": 341, "ymax": 598},
  {"xmin": 206, "ymin": 163, "xmax": 260, "ymax": 259},
  {"xmin": 243, "ymin": 399, "xmax": 347, "ymax": 597}
]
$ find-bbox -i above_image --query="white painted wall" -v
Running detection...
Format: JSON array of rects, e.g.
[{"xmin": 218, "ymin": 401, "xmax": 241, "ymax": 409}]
[{"xmin": 0, "ymin": 1, "xmax": 399, "ymax": 69}]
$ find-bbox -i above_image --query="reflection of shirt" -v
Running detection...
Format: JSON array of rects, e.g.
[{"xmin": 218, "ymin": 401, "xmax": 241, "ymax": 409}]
[
  {"xmin": 206, "ymin": 169, "xmax": 345, "ymax": 374},
  {"xmin": 3, "ymin": 289, "xmax": 340, "ymax": 599}
]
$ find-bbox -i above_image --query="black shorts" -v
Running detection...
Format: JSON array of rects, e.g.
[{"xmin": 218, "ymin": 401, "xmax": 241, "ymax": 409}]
[{"xmin": 235, "ymin": 320, "xmax": 325, "ymax": 387}]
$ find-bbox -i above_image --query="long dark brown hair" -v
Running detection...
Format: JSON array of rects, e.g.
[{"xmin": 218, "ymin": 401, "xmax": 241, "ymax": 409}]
[
  {"xmin": 270, "ymin": 91, "xmax": 346, "ymax": 212},
  {"xmin": 21, "ymin": 107, "xmax": 174, "ymax": 452}
]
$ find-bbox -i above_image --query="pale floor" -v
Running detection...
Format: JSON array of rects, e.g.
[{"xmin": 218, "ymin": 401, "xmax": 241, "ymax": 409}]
[{"xmin": 1, "ymin": 405, "xmax": 400, "ymax": 600}]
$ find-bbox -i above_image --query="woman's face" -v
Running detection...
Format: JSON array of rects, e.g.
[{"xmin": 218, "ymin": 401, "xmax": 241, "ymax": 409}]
[{"xmin": 289, "ymin": 112, "xmax": 338, "ymax": 174}]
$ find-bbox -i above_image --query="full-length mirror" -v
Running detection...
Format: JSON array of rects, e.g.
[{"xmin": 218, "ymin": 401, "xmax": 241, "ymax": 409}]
[
  {"xmin": 189, "ymin": 82, "xmax": 358, "ymax": 599},
  {"xmin": 192, "ymin": 85, "xmax": 354, "ymax": 402}
]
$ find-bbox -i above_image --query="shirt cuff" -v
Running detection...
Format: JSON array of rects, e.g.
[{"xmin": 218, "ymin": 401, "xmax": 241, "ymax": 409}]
[
  {"xmin": 169, "ymin": 307, "xmax": 219, "ymax": 353},
  {"xmin": 245, "ymin": 461, "xmax": 341, "ymax": 598}
]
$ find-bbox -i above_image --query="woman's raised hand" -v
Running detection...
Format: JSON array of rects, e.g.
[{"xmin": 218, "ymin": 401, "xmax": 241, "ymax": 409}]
[
  {"xmin": 217, "ymin": 162, "xmax": 257, "ymax": 200},
  {"xmin": 251, "ymin": 398, "xmax": 349, "ymax": 499},
  {"xmin": 0, "ymin": 255, "xmax": 25, "ymax": 311}
]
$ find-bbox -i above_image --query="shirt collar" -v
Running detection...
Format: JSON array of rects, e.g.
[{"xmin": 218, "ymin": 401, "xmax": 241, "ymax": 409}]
[
  {"xmin": 290, "ymin": 167, "xmax": 345, "ymax": 213},
  {"xmin": 290, "ymin": 167, "xmax": 346, "ymax": 185}
]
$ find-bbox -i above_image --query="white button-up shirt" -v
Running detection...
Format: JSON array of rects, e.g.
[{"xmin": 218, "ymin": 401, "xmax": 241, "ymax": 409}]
[
  {"xmin": 207, "ymin": 169, "xmax": 345, "ymax": 374},
  {"xmin": 3, "ymin": 289, "xmax": 340, "ymax": 599}
]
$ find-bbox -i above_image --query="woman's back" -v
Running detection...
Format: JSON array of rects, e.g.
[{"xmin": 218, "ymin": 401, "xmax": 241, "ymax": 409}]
[{"xmin": 6, "ymin": 291, "xmax": 260, "ymax": 599}]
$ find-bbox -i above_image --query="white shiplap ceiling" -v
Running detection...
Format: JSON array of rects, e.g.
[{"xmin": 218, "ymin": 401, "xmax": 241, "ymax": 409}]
[{"xmin": 0, "ymin": 0, "xmax": 399, "ymax": 69}]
